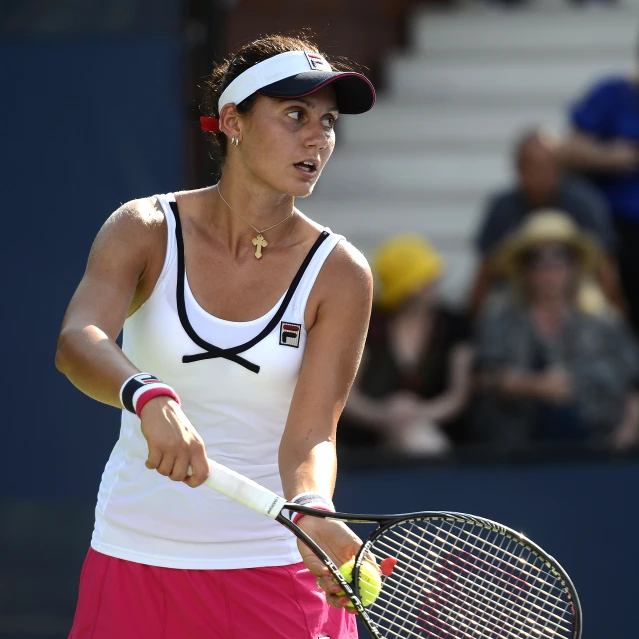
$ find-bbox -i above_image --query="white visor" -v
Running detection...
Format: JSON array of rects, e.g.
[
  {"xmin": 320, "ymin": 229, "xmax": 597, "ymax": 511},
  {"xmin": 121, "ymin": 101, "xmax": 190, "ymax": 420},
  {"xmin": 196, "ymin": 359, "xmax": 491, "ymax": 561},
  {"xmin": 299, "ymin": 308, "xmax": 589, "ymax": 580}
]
[{"xmin": 217, "ymin": 50, "xmax": 375, "ymax": 117}]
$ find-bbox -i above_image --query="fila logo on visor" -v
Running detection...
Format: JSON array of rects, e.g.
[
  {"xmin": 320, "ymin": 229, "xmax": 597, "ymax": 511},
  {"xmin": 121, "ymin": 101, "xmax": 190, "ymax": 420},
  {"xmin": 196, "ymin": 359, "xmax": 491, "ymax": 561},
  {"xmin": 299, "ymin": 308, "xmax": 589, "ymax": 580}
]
[
  {"xmin": 305, "ymin": 52, "xmax": 331, "ymax": 72},
  {"xmin": 280, "ymin": 322, "xmax": 301, "ymax": 348}
]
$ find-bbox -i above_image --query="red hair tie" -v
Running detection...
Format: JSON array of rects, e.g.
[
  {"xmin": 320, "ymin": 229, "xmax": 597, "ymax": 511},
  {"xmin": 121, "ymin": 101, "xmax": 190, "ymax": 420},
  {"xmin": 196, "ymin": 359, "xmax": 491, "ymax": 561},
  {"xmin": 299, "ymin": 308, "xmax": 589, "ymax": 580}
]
[{"xmin": 200, "ymin": 116, "xmax": 220, "ymax": 133}]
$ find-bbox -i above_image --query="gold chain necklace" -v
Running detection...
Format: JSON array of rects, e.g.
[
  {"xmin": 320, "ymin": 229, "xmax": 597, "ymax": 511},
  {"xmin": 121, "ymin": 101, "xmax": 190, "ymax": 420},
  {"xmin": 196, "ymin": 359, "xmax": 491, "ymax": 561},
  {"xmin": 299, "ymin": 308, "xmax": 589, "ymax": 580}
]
[{"xmin": 217, "ymin": 186, "xmax": 294, "ymax": 259}]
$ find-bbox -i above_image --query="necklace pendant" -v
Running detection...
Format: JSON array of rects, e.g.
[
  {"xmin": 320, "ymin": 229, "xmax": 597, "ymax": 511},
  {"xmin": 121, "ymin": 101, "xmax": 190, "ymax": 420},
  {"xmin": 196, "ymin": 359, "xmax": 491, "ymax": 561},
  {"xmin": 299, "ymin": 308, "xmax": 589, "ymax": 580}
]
[{"xmin": 252, "ymin": 233, "xmax": 268, "ymax": 259}]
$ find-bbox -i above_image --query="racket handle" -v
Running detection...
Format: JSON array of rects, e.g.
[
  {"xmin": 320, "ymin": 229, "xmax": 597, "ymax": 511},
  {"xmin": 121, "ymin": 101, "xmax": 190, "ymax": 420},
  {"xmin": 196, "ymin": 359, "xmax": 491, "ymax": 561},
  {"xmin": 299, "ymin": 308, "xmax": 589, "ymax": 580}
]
[{"xmin": 188, "ymin": 458, "xmax": 287, "ymax": 519}]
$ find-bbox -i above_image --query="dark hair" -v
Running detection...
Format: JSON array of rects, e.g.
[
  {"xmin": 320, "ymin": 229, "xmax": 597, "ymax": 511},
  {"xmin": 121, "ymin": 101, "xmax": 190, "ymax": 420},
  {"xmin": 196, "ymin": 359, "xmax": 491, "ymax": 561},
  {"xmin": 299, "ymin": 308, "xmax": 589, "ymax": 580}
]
[
  {"xmin": 202, "ymin": 33, "xmax": 352, "ymax": 160},
  {"xmin": 512, "ymin": 127, "xmax": 554, "ymax": 167}
]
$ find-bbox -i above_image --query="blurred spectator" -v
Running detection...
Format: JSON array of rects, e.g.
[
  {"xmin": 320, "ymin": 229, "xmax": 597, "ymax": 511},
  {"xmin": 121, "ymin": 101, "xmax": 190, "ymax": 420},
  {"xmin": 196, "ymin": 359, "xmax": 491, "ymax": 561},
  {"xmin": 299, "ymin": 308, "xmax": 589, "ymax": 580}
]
[
  {"xmin": 341, "ymin": 236, "xmax": 473, "ymax": 456},
  {"xmin": 474, "ymin": 211, "xmax": 639, "ymax": 450},
  {"xmin": 475, "ymin": 0, "xmax": 527, "ymax": 6},
  {"xmin": 475, "ymin": 0, "xmax": 532, "ymax": 7},
  {"xmin": 470, "ymin": 128, "xmax": 620, "ymax": 317},
  {"xmin": 475, "ymin": 0, "xmax": 618, "ymax": 5},
  {"xmin": 558, "ymin": 67, "xmax": 639, "ymax": 337},
  {"xmin": 568, "ymin": 0, "xmax": 619, "ymax": 5}
]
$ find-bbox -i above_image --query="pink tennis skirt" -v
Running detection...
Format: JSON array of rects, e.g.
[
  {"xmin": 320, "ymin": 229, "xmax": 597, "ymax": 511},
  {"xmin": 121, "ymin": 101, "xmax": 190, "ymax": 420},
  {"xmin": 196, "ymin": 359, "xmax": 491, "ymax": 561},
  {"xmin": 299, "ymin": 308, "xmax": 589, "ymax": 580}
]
[{"xmin": 68, "ymin": 547, "xmax": 358, "ymax": 639}]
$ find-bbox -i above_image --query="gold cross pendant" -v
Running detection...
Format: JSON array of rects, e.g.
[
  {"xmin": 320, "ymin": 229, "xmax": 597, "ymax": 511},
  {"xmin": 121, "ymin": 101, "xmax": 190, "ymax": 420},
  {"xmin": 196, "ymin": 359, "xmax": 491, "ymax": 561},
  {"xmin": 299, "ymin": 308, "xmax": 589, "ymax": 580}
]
[{"xmin": 252, "ymin": 234, "xmax": 268, "ymax": 259}]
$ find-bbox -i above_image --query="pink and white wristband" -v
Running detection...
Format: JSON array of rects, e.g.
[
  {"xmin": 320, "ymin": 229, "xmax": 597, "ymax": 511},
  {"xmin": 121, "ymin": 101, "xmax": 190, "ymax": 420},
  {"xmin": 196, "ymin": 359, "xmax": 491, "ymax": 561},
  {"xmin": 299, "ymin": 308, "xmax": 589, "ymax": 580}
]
[
  {"xmin": 120, "ymin": 373, "xmax": 180, "ymax": 418},
  {"xmin": 288, "ymin": 492, "xmax": 335, "ymax": 525}
]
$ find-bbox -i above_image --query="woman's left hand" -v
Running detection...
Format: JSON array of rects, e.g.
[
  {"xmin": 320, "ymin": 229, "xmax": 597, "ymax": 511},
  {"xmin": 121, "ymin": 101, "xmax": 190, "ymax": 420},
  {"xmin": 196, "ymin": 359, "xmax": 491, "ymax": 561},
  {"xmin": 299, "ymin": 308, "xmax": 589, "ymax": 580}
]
[{"xmin": 296, "ymin": 516, "xmax": 363, "ymax": 612}]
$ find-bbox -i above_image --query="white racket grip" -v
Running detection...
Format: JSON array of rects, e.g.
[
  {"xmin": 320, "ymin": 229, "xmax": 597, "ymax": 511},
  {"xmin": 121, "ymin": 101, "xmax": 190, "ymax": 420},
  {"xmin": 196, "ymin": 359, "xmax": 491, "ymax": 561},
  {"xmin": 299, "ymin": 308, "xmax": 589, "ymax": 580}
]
[{"xmin": 194, "ymin": 458, "xmax": 287, "ymax": 519}]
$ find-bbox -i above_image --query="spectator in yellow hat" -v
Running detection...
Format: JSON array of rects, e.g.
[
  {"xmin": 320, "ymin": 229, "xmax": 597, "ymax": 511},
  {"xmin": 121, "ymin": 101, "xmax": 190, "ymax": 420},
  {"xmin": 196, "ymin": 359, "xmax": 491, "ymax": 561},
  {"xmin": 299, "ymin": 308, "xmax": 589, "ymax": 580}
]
[{"xmin": 340, "ymin": 235, "xmax": 473, "ymax": 456}]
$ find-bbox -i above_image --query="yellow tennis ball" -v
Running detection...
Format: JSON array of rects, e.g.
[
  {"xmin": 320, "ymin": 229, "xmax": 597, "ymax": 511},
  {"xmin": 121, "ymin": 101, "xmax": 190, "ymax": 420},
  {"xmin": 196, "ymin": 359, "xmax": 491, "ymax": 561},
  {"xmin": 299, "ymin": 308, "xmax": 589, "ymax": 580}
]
[{"xmin": 337, "ymin": 558, "xmax": 382, "ymax": 607}]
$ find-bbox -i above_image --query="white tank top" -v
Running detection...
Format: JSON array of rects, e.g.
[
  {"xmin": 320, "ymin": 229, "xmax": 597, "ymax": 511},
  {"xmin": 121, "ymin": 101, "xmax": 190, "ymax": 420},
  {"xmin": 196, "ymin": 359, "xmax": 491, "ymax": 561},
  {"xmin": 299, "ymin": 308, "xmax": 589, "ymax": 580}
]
[{"xmin": 91, "ymin": 193, "xmax": 343, "ymax": 569}]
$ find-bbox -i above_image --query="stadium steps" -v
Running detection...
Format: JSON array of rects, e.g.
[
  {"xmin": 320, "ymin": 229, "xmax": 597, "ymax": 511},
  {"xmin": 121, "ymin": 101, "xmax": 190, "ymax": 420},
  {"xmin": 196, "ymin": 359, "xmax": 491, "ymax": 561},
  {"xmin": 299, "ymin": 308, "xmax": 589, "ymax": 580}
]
[{"xmin": 300, "ymin": 4, "xmax": 638, "ymax": 303}]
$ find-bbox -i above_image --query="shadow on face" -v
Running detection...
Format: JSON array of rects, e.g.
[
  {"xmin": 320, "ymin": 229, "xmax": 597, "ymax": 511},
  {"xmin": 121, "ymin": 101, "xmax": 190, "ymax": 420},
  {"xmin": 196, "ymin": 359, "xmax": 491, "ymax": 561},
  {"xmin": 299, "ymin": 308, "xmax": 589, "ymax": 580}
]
[
  {"xmin": 398, "ymin": 281, "xmax": 439, "ymax": 314},
  {"xmin": 516, "ymin": 138, "xmax": 561, "ymax": 207},
  {"xmin": 522, "ymin": 242, "xmax": 577, "ymax": 302},
  {"xmin": 238, "ymin": 85, "xmax": 338, "ymax": 198}
]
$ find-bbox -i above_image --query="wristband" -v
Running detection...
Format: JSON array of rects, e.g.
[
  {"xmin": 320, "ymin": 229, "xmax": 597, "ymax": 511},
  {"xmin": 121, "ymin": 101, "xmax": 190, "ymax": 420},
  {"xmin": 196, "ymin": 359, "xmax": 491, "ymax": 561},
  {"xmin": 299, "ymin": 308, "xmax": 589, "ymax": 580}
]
[
  {"xmin": 288, "ymin": 492, "xmax": 335, "ymax": 525},
  {"xmin": 120, "ymin": 373, "xmax": 181, "ymax": 418}
]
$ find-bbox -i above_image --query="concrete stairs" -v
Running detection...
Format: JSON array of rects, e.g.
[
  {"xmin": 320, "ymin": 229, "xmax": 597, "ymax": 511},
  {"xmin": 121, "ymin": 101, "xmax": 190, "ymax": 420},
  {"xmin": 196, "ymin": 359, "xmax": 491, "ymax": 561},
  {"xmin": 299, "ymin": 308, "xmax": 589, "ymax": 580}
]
[{"xmin": 300, "ymin": 2, "xmax": 638, "ymax": 304}]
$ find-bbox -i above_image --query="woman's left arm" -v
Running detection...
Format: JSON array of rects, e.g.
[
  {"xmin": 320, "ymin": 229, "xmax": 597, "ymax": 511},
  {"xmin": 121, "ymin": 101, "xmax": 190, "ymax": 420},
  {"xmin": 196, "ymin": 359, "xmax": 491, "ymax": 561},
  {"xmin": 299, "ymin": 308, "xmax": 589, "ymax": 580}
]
[
  {"xmin": 278, "ymin": 241, "xmax": 373, "ymax": 608},
  {"xmin": 279, "ymin": 240, "xmax": 373, "ymax": 500}
]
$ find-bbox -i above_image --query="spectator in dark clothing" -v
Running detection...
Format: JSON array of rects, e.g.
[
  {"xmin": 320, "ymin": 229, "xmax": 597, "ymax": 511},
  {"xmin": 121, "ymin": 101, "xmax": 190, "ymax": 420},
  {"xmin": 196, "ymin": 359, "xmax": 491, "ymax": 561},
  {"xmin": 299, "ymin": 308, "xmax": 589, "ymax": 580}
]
[
  {"xmin": 476, "ymin": 0, "xmax": 618, "ymax": 8},
  {"xmin": 470, "ymin": 128, "xmax": 621, "ymax": 317},
  {"xmin": 474, "ymin": 211, "xmax": 639, "ymax": 450},
  {"xmin": 558, "ymin": 71, "xmax": 639, "ymax": 336},
  {"xmin": 341, "ymin": 235, "xmax": 473, "ymax": 456}
]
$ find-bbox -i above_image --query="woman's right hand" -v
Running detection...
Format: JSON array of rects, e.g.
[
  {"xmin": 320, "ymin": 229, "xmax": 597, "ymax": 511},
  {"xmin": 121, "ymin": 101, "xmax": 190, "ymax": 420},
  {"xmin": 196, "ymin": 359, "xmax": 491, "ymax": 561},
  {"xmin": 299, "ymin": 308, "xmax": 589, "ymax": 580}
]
[{"xmin": 140, "ymin": 397, "xmax": 210, "ymax": 488}]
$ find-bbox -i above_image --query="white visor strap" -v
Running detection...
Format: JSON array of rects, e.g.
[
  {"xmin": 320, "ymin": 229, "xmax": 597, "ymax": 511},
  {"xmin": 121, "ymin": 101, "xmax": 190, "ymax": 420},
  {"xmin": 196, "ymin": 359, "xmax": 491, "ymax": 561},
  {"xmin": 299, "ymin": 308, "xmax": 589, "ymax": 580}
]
[{"xmin": 217, "ymin": 50, "xmax": 333, "ymax": 116}]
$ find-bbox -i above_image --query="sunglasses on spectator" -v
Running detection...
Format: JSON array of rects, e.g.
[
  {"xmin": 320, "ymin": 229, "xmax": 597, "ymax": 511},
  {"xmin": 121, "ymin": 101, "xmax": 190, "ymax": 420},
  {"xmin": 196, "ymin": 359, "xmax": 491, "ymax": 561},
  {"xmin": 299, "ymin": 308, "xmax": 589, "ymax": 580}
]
[{"xmin": 522, "ymin": 245, "xmax": 575, "ymax": 269}]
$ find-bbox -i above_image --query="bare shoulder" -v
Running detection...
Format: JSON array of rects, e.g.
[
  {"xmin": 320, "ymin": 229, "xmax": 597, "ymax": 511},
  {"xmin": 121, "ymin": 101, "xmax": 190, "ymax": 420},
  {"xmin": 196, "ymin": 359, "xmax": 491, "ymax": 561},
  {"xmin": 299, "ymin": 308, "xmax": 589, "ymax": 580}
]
[
  {"xmin": 100, "ymin": 196, "xmax": 164, "ymax": 238},
  {"xmin": 81, "ymin": 196, "xmax": 169, "ymax": 314},
  {"xmin": 293, "ymin": 207, "xmax": 373, "ymax": 299},
  {"xmin": 90, "ymin": 196, "xmax": 165, "ymax": 259},
  {"xmin": 327, "ymin": 239, "xmax": 372, "ymax": 284},
  {"xmin": 315, "ymin": 238, "xmax": 373, "ymax": 306}
]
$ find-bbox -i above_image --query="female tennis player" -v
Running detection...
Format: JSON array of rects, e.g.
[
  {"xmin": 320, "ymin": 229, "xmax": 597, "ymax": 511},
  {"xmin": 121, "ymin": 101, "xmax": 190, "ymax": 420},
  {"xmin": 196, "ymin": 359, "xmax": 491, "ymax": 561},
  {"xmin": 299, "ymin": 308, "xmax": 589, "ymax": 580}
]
[{"xmin": 56, "ymin": 34, "xmax": 375, "ymax": 639}]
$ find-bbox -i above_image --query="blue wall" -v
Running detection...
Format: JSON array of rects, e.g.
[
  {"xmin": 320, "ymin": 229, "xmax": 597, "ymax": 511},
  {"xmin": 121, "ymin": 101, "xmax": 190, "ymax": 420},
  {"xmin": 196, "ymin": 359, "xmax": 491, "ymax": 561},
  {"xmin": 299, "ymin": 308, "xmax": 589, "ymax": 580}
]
[
  {"xmin": 1, "ymin": 37, "xmax": 183, "ymax": 499},
  {"xmin": 336, "ymin": 460, "xmax": 639, "ymax": 639},
  {"xmin": 0, "ymin": 30, "xmax": 186, "ymax": 637}
]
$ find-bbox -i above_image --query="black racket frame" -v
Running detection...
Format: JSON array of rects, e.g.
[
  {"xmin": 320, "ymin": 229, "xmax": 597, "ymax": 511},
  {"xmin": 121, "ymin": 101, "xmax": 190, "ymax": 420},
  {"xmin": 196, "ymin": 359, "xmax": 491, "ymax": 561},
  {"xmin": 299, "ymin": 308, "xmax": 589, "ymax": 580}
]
[{"xmin": 277, "ymin": 506, "xmax": 582, "ymax": 639}]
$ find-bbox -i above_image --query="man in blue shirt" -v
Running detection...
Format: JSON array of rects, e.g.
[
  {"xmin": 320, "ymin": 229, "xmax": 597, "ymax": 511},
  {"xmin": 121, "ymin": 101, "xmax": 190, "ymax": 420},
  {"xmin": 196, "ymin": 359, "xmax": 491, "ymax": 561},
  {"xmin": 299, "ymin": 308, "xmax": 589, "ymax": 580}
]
[{"xmin": 560, "ymin": 73, "xmax": 639, "ymax": 335}]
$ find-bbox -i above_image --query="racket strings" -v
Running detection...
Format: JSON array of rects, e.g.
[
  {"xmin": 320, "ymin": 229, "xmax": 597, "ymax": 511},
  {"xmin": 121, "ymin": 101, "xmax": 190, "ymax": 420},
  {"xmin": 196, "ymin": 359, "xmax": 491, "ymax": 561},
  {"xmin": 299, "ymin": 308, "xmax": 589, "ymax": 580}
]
[
  {"xmin": 360, "ymin": 556, "xmax": 538, "ymax": 639},
  {"xmin": 392, "ymin": 519, "xmax": 570, "ymax": 614},
  {"xmin": 405, "ymin": 520, "xmax": 566, "ymax": 606},
  {"xmin": 372, "ymin": 538, "xmax": 557, "ymax": 639},
  {"xmin": 402, "ymin": 524, "xmax": 572, "ymax": 636},
  {"xmin": 409, "ymin": 531, "xmax": 564, "ymax": 606},
  {"xmin": 380, "ymin": 521, "xmax": 571, "ymax": 615},
  {"xmin": 427, "ymin": 526, "xmax": 566, "ymax": 634},
  {"xmin": 374, "ymin": 523, "xmax": 570, "ymax": 639},
  {"xmin": 372, "ymin": 537, "xmax": 560, "ymax": 639},
  {"xmin": 365, "ymin": 519, "xmax": 574, "ymax": 639},
  {"xmin": 371, "ymin": 553, "xmax": 555, "ymax": 639}
]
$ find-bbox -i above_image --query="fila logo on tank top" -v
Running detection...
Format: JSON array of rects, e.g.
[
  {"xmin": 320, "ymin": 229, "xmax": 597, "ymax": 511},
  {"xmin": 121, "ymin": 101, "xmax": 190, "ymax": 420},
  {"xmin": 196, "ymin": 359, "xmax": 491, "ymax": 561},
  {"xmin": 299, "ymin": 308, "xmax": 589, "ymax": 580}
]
[
  {"xmin": 91, "ymin": 194, "xmax": 344, "ymax": 569},
  {"xmin": 280, "ymin": 322, "xmax": 301, "ymax": 348}
]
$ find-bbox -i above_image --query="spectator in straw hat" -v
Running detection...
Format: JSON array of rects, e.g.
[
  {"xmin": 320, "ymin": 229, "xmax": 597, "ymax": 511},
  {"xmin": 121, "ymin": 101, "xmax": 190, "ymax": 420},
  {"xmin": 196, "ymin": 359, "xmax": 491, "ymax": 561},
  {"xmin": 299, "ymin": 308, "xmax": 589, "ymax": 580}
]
[
  {"xmin": 473, "ymin": 211, "xmax": 639, "ymax": 449},
  {"xmin": 341, "ymin": 235, "xmax": 473, "ymax": 455}
]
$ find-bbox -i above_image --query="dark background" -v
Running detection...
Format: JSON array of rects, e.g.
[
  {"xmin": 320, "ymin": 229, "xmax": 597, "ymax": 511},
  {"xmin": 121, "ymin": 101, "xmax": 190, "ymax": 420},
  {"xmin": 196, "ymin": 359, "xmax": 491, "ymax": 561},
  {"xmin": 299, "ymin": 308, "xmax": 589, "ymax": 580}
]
[{"xmin": 1, "ymin": 1, "xmax": 635, "ymax": 637}]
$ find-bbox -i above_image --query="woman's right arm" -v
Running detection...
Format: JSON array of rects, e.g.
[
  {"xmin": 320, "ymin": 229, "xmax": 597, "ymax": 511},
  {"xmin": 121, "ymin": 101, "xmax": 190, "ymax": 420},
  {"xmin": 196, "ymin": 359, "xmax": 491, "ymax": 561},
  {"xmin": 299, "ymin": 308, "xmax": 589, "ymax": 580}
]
[
  {"xmin": 55, "ymin": 198, "xmax": 210, "ymax": 487},
  {"xmin": 55, "ymin": 199, "xmax": 161, "ymax": 404}
]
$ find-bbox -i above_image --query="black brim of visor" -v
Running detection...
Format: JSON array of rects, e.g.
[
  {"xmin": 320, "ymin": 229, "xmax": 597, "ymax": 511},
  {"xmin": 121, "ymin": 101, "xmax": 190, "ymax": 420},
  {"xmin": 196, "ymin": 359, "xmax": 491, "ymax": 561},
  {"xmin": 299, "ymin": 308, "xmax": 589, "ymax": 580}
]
[{"xmin": 257, "ymin": 71, "xmax": 376, "ymax": 115}]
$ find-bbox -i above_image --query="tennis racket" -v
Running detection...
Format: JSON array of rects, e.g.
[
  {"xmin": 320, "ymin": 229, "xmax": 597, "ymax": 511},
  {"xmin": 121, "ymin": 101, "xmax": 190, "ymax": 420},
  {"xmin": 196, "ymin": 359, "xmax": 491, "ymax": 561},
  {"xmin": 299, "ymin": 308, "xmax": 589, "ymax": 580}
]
[{"xmin": 193, "ymin": 458, "xmax": 582, "ymax": 639}]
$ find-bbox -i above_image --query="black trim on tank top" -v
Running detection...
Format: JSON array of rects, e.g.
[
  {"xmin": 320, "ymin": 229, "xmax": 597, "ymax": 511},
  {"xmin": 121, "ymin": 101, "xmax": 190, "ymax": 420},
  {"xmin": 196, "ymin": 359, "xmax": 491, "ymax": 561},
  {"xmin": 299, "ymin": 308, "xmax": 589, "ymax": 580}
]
[{"xmin": 170, "ymin": 200, "xmax": 330, "ymax": 374}]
